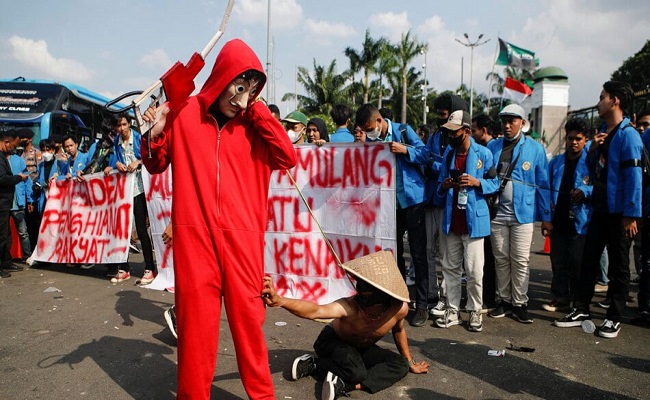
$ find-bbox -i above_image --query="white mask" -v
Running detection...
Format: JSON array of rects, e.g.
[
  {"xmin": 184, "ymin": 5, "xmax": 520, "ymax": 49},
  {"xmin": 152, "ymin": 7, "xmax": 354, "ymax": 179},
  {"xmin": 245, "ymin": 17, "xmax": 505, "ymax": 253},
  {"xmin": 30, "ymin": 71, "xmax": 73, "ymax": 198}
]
[
  {"xmin": 42, "ymin": 152, "xmax": 54, "ymax": 162},
  {"xmin": 366, "ymin": 126, "xmax": 381, "ymax": 141},
  {"xmin": 287, "ymin": 128, "xmax": 303, "ymax": 143}
]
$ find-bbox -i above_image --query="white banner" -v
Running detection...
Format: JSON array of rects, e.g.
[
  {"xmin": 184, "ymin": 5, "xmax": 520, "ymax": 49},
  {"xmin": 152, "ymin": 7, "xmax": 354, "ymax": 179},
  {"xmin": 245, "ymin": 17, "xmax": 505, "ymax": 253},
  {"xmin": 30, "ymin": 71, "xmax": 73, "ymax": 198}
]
[
  {"xmin": 33, "ymin": 172, "xmax": 134, "ymax": 264},
  {"xmin": 141, "ymin": 167, "xmax": 174, "ymax": 291},
  {"xmin": 265, "ymin": 143, "xmax": 397, "ymax": 305}
]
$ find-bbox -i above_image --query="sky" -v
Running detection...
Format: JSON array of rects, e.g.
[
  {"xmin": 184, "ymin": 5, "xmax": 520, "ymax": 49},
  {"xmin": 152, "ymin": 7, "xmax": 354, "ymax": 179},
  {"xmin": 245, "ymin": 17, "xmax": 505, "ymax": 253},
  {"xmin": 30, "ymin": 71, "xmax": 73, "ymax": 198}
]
[{"xmin": 1, "ymin": 0, "xmax": 648, "ymax": 117}]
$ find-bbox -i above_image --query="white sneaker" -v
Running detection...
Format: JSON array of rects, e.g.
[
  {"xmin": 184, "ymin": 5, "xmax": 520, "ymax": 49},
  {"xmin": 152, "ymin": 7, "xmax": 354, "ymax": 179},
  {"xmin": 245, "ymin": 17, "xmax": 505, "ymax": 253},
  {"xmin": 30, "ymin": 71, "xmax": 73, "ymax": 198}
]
[
  {"xmin": 435, "ymin": 309, "xmax": 461, "ymax": 328},
  {"xmin": 468, "ymin": 311, "xmax": 483, "ymax": 332}
]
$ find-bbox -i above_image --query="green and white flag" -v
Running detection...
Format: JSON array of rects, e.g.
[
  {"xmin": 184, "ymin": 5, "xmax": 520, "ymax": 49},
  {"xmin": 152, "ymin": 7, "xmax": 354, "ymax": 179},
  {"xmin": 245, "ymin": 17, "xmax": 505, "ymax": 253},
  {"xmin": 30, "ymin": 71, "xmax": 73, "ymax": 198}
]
[{"xmin": 496, "ymin": 38, "xmax": 537, "ymax": 72}]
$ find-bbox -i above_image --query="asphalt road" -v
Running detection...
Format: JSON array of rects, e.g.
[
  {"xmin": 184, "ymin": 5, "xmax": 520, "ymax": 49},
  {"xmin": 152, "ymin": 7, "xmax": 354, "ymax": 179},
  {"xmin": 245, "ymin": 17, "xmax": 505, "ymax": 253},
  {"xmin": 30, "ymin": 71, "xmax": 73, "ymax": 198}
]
[{"xmin": 1, "ymin": 228, "xmax": 648, "ymax": 400}]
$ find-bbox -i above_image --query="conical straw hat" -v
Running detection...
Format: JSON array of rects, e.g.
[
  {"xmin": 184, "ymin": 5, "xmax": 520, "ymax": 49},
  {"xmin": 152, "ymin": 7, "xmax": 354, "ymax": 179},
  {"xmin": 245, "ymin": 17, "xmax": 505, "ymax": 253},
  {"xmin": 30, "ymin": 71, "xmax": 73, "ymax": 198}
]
[{"xmin": 341, "ymin": 251, "xmax": 410, "ymax": 303}]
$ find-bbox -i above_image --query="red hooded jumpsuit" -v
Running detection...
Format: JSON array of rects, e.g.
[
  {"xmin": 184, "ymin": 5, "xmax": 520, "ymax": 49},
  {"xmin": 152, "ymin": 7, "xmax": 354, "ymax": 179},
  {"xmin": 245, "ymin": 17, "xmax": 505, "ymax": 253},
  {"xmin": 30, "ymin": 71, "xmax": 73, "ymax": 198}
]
[{"xmin": 142, "ymin": 39, "xmax": 297, "ymax": 399}]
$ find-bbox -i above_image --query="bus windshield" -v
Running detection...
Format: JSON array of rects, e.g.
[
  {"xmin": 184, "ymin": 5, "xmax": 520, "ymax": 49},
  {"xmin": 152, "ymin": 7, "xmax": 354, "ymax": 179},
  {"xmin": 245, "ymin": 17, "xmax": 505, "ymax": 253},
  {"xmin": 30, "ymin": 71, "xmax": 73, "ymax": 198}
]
[{"xmin": 0, "ymin": 82, "xmax": 67, "ymax": 116}]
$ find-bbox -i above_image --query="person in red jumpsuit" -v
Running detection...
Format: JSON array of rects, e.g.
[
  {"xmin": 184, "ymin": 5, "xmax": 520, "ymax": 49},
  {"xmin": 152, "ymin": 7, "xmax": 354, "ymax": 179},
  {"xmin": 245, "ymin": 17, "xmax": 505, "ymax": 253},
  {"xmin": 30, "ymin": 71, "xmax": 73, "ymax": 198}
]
[{"xmin": 142, "ymin": 38, "xmax": 297, "ymax": 399}]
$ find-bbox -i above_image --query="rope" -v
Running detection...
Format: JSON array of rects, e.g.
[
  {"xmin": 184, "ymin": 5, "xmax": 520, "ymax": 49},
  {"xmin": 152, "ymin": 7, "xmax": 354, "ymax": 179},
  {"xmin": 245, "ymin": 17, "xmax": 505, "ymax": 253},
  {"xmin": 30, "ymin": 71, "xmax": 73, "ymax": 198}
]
[{"xmin": 285, "ymin": 169, "xmax": 356, "ymax": 287}]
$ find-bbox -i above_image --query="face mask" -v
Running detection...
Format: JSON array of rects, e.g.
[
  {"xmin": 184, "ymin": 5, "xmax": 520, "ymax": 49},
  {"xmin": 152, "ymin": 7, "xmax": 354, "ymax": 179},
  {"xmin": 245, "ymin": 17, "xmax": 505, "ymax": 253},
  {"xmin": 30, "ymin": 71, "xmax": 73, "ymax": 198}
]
[
  {"xmin": 287, "ymin": 129, "xmax": 303, "ymax": 143},
  {"xmin": 42, "ymin": 152, "xmax": 54, "ymax": 162},
  {"xmin": 366, "ymin": 122, "xmax": 382, "ymax": 141},
  {"xmin": 15, "ymin": 147, "xmax": 24, "ymax": 157},
  {"xmin": 355, "ymin": 280, "xmax": 390, "ymax": 307},
  {"xmin": 436, "ymin": 117, "xmax": 448, "ymax": 128},
  {"xmin": 448, "ymin": 133, "xmax": 465, "ymax": 149}
]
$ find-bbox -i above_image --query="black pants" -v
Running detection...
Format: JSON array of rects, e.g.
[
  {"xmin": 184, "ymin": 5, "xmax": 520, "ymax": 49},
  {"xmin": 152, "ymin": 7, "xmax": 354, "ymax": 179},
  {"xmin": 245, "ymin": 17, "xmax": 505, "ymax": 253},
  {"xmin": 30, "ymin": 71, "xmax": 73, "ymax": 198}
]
[
  {"xmin": 575, "ymin": 212, "xmax": 631, "ymax": 322},
  {"xmin": 25, "ymin": 210, "xmax": 41, "ymax": 252},
  {"xmin": 396, "ymin": 203, "xmax": 428, "ymax": 309},
  {"xmin": 121, "ymin": 193, "xmax": 155, "ymax": 272},
  {"xmin": 313, "ymin": 325, "xmax": 409, "ymax": 394},
  {"xmin": 482, "ymin": 237, "xmax": 496, "ymax": 308},
  {"xmin": 0, "ymin": 210, "xmax": 12, "ymax": 267},
  {"xmin": 638, "ymin": 217, "xmax": 650, "ymax": 312},
  {"xmin": 550, "ymin": 230, "xmax": 586, "ymax": 304}
]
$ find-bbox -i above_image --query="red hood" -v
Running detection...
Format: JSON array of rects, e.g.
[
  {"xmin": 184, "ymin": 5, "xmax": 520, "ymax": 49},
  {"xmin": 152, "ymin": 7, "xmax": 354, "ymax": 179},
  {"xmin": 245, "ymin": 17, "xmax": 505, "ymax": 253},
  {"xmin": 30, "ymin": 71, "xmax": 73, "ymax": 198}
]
[{"xmin": 197, "ymin": 38, "xmax": 266, "ymax": 112}]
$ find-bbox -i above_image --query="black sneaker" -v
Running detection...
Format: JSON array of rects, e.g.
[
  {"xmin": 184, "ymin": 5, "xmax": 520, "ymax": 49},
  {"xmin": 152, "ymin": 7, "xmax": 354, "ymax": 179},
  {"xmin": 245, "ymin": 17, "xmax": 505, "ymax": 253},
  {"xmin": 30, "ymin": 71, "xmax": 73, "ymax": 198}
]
[
  {"xmin": 410, "ymin": 307, "xmax": 428, "ymax": 327},
  {"xmin": 0, "ymin": 269, "xmax": 10, "ymax": 278},
  {"xmin": 3, "ymin": 263, "xmax": 24, "ymax": 271},
  {"xmin": 322, "ymin": 371, "xmax": 350, "ymax": 400},
  {"xmin": 554, "ymin": 308, "xmax": 591, "ymax": 327},
  {"xmin": 512, "ymin": 305, "xmax": 533, "ymax": 323},
  {"xmin": 597, "ymin": 298, "xmax": 611, "ymax": 309},
  {"xmin": 164, "ymin": 306, "xmax": 178, "ymax": 339},
  {"xmin": 291, "ymin": 354, "xmax": 316, "ymax": 381},
  {"xmin": 598, "ymin": 319, "xmax": 621, "ymax": 338},
  {"xmin": 488, "ymin": 302, "xmax": 512, "ymax": 318}
]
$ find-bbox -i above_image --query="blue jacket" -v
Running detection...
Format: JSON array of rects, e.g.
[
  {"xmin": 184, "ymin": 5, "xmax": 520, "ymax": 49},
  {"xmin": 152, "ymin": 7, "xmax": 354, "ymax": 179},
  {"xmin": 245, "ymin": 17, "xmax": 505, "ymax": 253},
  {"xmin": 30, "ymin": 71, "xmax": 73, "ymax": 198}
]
[
  {"xmin": 8, "ymin": 155, "xmax": 32, "ymax": 209},
  {"xmin": 642, "ymin": 127, "xmax": 650, "ymax": 218},
  {"xmin": 367, "ymin": 120, "xmax": 429, "ymax": 208},
  {"xmin": 33, "ymin": 158, "xmax": 69, "ymax": 213},
  {"xmin": 67, "ymin": 151, "xmax": 91, "ymax": 177},
  {"xmin": 109, "ymin": 130, "xmax": 142, "ymax": 167},
  {"xmin": 588, "ymin": 118, "xmax": 643, "ymax": 218},
  {"xmin": 424, "ymin": 129, "xmax": 447, "ymax": 207},
  {"xmin": 437, "ymin": 138, "xmax": 499, "ymax": 238},
  {"xmin": 329, "ymin": 127, "xmax": 354, "ymax": 143},
  {"xmin": 548, "ymin": 150, "xmax": 593, "ymax": 235},
  {"xmin": 488, "ymin": 135, "xmax": 552, "ymax": 223}
]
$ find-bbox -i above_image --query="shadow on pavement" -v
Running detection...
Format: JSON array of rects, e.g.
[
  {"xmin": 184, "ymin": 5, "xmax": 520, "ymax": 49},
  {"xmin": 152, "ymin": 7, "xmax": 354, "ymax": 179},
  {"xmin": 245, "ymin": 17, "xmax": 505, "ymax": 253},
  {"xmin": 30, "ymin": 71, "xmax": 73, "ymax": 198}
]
[{"xmin": 415, "ymin": 338, "xmax": 637, "ymax": 399}]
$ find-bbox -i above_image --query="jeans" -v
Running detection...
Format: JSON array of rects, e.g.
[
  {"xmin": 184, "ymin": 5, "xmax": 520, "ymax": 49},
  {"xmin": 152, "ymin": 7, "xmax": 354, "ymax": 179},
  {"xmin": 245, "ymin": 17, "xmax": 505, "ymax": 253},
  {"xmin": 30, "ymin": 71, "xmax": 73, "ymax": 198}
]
[
  {"xmin": 10, "ymin": 209, "xmax": 31, "ymax": 258},
  {"xmin": 549, "ymin": 230, "xmax": 585, "ymax": 304},
  {"xmin": 490, "ymin": 220, "xmax": 534, "ymax": 306},
  {"xmin": 313, "ymin": 325, "xmax": 409, "ymax": 394},
  {"xmin": 599, "ymin": 247, "xmax": 609, "ymax": 285},
  {"xmin": 441, "ymin": 232, "xmax": 484, "ymax": 312},
  {"xmin": 575, "ymin": 212, "xmax": 631, "ymax": 322},
  {"xmin": 396, "ymin": 203, "xmax": 428, "ymax": 309}
]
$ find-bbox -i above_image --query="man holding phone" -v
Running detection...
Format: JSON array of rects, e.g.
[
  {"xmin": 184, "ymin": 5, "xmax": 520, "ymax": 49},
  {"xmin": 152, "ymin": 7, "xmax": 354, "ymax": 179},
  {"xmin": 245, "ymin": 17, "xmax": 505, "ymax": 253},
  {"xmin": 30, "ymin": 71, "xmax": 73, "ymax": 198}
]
[{"xmin": 435, "ymin": 110, "xmax": 498, "ymax": 331}]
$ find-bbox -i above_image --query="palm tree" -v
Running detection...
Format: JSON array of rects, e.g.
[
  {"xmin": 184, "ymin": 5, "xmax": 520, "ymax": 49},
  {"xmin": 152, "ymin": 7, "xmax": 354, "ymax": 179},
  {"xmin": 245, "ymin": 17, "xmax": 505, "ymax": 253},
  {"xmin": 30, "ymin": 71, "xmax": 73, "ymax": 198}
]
[
  {"xmin": 375, "ymin": 41, "xmax": 398, "ymax": 109},
  {"xmin": 387, "ymin": 65, "xmax": 424, "ymax": 125},
  {"xmin": 344, "ymin": 30, "xmax": 385, "ymax": 104},
  {"xmin": 281, "ymin": 59, "xmax": 348, "ymax": 116},
  {"xmin": 394, "ymin": 31, "xmax": 427, "ymax": 123}
]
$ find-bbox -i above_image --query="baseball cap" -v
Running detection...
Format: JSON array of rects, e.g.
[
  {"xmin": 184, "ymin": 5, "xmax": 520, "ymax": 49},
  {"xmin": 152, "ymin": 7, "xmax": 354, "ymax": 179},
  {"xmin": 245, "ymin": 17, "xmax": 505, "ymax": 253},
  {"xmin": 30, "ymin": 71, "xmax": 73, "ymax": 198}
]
[
  {"xmin": 499, "ymin": 104, "xmax": 530, "ymax": 132},
  {"xmin": 281, "ymin": 110, "xmax": 308, "ymax": 126},
  {"xmin": 442, "ymin": 110, "xmax": 471, "ymax": 131}
]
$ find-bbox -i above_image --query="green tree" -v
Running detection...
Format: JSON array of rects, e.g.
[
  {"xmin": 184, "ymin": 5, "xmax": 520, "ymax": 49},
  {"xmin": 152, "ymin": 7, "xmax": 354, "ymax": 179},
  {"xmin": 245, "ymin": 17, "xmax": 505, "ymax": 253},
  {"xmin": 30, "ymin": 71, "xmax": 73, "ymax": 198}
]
[
  {"xmin": 281, "ymin": 59, "xmax": 348, "ymax": 116},
  {"xmin": 386, "ymin": 65, "xmax": 425, "ymax": 125},
  {"xmin": 375, "ymin": 41, "xmax": 398, "ymax": 109},
  {"xmin": 344, "ymin": 30, "xmax": 386, "ymax": 104},
  {"xmin": 394, "ymin": 31, "xmax": 427, "ymax": 123},
  {"xmin": 611, "ymin": 39, "xmax": 650, "ymax": 92}
]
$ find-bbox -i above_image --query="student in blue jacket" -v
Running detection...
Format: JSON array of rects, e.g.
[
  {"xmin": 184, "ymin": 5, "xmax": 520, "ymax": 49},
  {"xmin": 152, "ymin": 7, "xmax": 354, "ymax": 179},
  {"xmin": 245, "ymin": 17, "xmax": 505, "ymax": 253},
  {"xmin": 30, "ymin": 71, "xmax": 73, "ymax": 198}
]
[
  {"xmin": 544, "ymin": 118, "xmax": 592, "ymax": 314},
  {"xmin": 356, "ymin": 103, "xmax": 431, "ymax": 327},
  {"xmin": 556, "ymin": 81, "xmax": 643, "ymax": 338},
  {"xmin": 487, "ymin": 104, "xmax": 552, "ymax": 324},
  {"xmin": 435, "ymin": 110, "xmax": 498, "ymax": 332},
  {"xmin": 8, "ymin": 153, "xmax": 33, "ymax": 260},
  {"xmin": 62, "ymin": 134, "xmax": 90, "ymax": 180}
]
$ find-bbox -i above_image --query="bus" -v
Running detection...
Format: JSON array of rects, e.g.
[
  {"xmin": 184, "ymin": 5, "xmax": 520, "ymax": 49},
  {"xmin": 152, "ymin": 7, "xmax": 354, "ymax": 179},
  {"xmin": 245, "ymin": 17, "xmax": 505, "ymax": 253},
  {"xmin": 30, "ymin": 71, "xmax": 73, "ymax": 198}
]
[{"xmin": 0, "ymin": 77, "xmax": 129, "ymax": 150}]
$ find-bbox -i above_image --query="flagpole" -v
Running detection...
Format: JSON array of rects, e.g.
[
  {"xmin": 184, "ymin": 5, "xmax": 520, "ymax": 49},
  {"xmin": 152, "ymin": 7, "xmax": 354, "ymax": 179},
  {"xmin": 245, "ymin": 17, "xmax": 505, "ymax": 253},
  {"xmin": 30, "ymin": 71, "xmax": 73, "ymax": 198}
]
[{"xmin": 487, "ymin": 33, "xmax": 500, "ymax": 113}]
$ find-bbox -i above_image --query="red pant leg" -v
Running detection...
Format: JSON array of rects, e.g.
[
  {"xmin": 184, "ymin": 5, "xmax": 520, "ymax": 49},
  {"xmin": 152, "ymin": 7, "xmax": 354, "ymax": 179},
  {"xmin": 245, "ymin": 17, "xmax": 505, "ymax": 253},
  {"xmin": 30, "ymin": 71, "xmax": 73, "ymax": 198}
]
[
  {"xmin": 175, "ymin": 226, "xmax": 223, "ymax": 399},
  {"xmin": 222, "ymin": 230, "xmax": 275, "ymax": 400}
]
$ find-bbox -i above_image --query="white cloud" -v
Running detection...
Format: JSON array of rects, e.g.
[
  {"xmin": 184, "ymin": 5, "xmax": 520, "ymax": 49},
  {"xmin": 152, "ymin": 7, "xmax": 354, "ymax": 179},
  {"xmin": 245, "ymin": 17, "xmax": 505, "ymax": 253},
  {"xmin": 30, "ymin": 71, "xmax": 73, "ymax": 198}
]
[
  {"xmin": 235, "ymin": 0, "xmax": 303, "ymax": 29},
  {"xmin": 306, "ymin": 19, "xmax": 356, "ymax": 39},
  {"xmin": 139, "ymin": 49, "xmax": 171, "ymax": 69},
  {"xmin": 371, "ymin": 11, "xmax": 410, "ymax": 42},
  {"xmin": 8, "ymin": 35, "xmax": 93, "ymax": 82}
]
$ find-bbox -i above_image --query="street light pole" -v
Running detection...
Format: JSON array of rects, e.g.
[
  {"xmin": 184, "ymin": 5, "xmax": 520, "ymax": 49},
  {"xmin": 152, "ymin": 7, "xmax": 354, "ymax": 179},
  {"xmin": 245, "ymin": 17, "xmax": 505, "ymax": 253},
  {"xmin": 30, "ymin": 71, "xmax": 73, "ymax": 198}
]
[
  {"xmin": 421, "ymin": 49, "xmax": 427, "ymax": 125},
  {"xmin": 455, "ymin": 33, "xmax": 490, "ymax": 117}
]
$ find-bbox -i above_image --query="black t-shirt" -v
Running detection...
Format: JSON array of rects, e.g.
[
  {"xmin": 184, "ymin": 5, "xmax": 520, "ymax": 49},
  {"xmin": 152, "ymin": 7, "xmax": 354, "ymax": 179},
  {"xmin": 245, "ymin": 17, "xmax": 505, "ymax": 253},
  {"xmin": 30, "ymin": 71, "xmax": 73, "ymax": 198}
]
[
  {"xmin": 591, "ymin": 125, "xmax": 618, "ymax": 212},
  {"xmin": 552, "ymin": 154, "xmax": 579, "ymax": 233}
]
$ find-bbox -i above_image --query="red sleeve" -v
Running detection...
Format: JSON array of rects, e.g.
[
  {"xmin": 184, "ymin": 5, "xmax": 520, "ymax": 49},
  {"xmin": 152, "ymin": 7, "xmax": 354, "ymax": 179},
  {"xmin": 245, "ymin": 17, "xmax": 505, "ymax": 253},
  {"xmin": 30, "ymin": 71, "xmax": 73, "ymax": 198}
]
[
  {"xmin": 245, "ymin": 100, "xmax": 297, "ymax": 170},
  {"xmin": 141, "ymin": 130, "xmax": 170, "ymax": 174}
]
